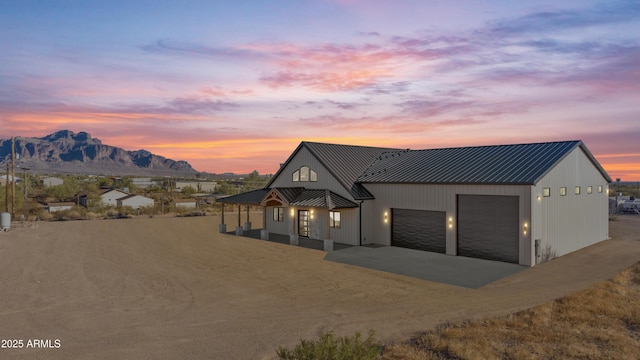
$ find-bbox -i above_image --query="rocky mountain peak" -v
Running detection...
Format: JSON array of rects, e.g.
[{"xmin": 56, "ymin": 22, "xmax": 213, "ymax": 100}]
[{"xmin": 0, "ymin": 130, "xmax": 197, "ymax": 176}]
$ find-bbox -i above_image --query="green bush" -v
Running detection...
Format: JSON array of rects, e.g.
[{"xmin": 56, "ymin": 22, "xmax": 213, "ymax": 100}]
[{"xmin": 276, "ymin": 330, "xmax": 381, "ymax": 360}]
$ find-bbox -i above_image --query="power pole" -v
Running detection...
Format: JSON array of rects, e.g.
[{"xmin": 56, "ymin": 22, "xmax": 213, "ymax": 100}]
[
  {"xmin": 11, "ymin": 136, "xmax": 15, "ymax": 218},
  {"xmin": 4, "ymin": 163, "xmax": 8, "ymax": 213}
]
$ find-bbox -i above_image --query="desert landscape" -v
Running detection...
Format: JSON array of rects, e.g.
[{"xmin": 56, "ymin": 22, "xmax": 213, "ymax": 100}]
[{"xmin": 0, "ymin": 214, "xmax": 638, "ymax": 359}]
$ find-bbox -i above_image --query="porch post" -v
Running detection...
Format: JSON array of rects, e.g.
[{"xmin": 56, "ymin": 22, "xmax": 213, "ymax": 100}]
[
  {"xmin": 324, "ymin": 190, "xmax": 334, "ymax": 252},
  {"xmin": 244, "ymin": 204, "xmax": 251, "ymax": 231},
  {"xmin": 235, "ymin": 204, "xmax": 243, "ymax": 235},
  {"xmin": 260, "ymin": 205, "xmax": 269, "ymax": 240},
  {"xmin": 218, "ymin": 203, "xmax": 227, "ymax": 233}
]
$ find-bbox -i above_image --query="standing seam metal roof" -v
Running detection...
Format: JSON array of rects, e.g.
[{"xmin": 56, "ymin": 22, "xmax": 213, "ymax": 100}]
[
  {"xmin": 357, "ymin": 140, "xmax": 611, "ymax": 184},
  {"xmin": 266, "ymin": 142, "xmax": 399, "ymax": 199}
]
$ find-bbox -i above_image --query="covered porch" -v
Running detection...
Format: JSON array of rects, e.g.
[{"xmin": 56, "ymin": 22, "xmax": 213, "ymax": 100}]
[{"xmin": 216, "ymin": 187, "xmax": 359, "ymax": 250}]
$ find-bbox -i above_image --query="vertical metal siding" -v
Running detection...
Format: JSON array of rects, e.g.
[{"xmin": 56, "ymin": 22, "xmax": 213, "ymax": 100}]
[{"xmin": 531, "ymin": 147, "xmax": 609, "ymax": 264}]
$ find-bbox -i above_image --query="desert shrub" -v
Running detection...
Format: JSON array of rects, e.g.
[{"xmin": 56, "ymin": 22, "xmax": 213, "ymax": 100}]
[
  {"xmin": 38, "ymin": 211, "xmax": 54, "ymax": 221},
  {"xmin": 276, "ymin": 330, "xmax": 381, "ymax": 360},
  {"xmin": 106, "ymin": 208, "xmax": 119, "ymax": 218},
  {"xmin": 118, "ymin": 206, "xmax": 135, "ymax": 216}
]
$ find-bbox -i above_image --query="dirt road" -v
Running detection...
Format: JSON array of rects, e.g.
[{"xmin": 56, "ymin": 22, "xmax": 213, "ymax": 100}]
[{"xmin": 0, "ymin": 215, "xmax": 638, "ymax": 359}]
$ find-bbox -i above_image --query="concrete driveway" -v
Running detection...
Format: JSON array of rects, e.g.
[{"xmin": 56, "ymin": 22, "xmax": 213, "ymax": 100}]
[{"xmin": 325, "ymin": 245, "xmax": 527, "ymax": 288}]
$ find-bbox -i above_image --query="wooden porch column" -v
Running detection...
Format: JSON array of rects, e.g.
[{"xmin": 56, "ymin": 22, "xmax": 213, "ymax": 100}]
[
  {"xmin": 221, "ymin": 203, "xmax": 225, "ymax": 224},
  {"xmin": 237, "ymin": 204, "xmax": 241, "ymax": 227}
]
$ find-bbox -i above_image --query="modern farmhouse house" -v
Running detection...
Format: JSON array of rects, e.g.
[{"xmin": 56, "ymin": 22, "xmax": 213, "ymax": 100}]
[{"xmin": 218, "ymin": 140, "xmax": 611, "ymax": 267}]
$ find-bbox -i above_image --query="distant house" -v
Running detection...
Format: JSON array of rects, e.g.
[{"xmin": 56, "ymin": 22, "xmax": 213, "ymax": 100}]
[
  {"xmin": 47, "ymin": 202, "xmax": 75, "ymax": 212},
  {"xmin": 100, "ymin": 189, "xmax": 130, "ymax": 206},
  {"xmin": 117, "ymin": 194, "xmax": 155, "ymax": 209},
  {"xmin": 175, "ymin": 181, "xmax": 218, "ymax": 193},
  {"xmin": 0, "ymin": 175, "xmax": 21, "ymax": 186},
  {"xmin": 173, "ymin": 198, "xmax": 197, "ymax": 209},
  {"xmin": 42, "ymin": 176, "xmax": 64, "ymax": 187},
  {"xmin": 132, "ymin": 178, "xmax": 158, "ymax": 188}
]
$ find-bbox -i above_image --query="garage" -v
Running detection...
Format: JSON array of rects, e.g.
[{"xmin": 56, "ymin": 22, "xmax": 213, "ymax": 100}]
[
  {"xmin": 391, "ymin": 208, "xmax": 446, "ymax": 253},
  {"xmin": 457, "ymin": 195, "xmax": 519, "ymax": 263}
]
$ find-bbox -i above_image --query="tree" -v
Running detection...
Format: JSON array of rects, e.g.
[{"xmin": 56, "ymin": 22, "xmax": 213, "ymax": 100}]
[
  {"xmin": 45, "ymin": 176, "xmax": 81, "ymax": 201},
  {"xmin": 181, "ymin": 185, "xmax": 196, "ymax": 196},
  {"xmin": 243, "ymin": 170, "xmax": 269, "ymax": 191}
]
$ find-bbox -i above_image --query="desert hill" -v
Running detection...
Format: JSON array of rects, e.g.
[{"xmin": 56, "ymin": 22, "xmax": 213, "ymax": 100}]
[{"xmin": 0, "ymin": 130, "xmax": 197, "ymax": 176}]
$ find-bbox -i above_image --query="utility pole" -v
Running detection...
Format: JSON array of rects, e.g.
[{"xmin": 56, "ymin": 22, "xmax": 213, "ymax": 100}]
[
  {"xmin": 4, "ymin": 163, "xmax": 8, "ymax": 213},
  {"xmin": 11, "ymin": 136, "xmax": 15, "ymax": 218}
]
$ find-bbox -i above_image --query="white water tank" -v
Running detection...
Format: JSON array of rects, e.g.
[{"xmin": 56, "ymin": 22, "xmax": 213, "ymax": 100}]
[{"xmin": 0, "ymin": 212, "xmax": 10, "ymax": 230}]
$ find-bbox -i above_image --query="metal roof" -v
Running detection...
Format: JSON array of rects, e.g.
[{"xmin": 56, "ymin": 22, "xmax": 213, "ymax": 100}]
[
  {"xmin": 357, "ymin": 140, "xmax": 611, "ymax": 185},
  {"xmin": 267, "ymin": 142, "xmax": 397, "ymax": 200},
  {"xmin": 216, "ymin": 187, "xmax": 358, "ymax": 208},
  {"xmin": 274, "ymin": 187, "xmax": 358, "ymax": 209},
  {"xmin": 217, "ymin": 189, "xmax": 270, "ymax": 205}
]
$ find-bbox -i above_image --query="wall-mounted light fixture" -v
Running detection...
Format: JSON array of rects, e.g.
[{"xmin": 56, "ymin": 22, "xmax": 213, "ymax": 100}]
[
  {"xmin": 523, "ymin": 222, "xmax": 528, "ymax": 235},
  {"xmin": 384, "ymin": 211, "xmax": 388, "ymax": 223},
  {"xmin": 537, "ymin": 195, "xmax": 541, "ymax": 201},
  {"xmin": 290, "ymin": 208, "xmax": 295, "ymax": 217},
  {"xmin": 448, "ymin": 217, "xmax": 453, "ymax": 229},
  {"xmin": 310, "ymin": 209, "xmax": 314, "ymax": 219}
]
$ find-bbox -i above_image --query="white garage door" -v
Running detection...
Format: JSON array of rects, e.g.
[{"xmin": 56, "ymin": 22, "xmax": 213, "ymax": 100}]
[
  {"xmin": 392, "ymin": 208, "xmax": 446, "ymax": 253},
  {"xmin": 457, "ymin": 195, "xmax": 519, "ymax": 263}
]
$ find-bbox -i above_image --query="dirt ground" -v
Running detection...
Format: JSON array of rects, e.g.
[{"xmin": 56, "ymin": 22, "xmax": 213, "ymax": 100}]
[{"xmin": 0, "ymin": 214, "xmax": 638, "ymax": 359}]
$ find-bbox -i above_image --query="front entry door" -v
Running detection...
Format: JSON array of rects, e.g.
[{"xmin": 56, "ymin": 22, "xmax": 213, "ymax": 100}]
[{"xmin": 298, "ymin": 210, "xmax": 310, "ymax": 237}]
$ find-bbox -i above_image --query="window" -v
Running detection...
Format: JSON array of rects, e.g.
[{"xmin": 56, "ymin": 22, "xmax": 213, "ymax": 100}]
[
  {"xmin": 575, "ymin": 186, "xmax": 581, "ymax": 195},
  {"xmin": 598, "ymin": 185, "xmax": 603, "ymax": 193},
  {"xmin": 543, "ymin": 187, "xmax": 551, "ymax": 197},
  {"xmin": 587, "ymin": 186, "xmax": 593, "ymax": 194},
  {"xmin": 300, "ymin": 166, "xmax": 310, "ymax": 181},
  {"xmin": 273, "ymin": 207, "xmax": 284, "ymax": 222},
  {"xmin": 560, "ymin": 187, "xmax": 567, "ymax": 196},
  {"xmin": 329, "ymin": 211, "xmax": 341, "ymax": 228},
  {"xmin": 292, "ymin": 166, "xmax": 317, "ymax": 182}
]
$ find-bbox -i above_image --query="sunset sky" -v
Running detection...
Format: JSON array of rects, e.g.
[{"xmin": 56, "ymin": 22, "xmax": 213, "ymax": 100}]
[{"xmin": 1, "ymin": 1, "xmax": 638, "ymax": 179}]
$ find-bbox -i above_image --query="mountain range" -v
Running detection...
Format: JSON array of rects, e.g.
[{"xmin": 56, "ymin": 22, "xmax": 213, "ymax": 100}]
[{"xmin": 0, "ymin": 130, "xmax": 198, "ymax": 176}]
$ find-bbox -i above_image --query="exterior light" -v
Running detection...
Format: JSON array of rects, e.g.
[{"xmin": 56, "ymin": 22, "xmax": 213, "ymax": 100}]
[
  {"xmin": 448, "ymin": 217, "xmax": 453, "ymax": 228},
  {"xmin": 523, "ymin": 222, "xmax": 528, "ymax": 235},
  {"xmin": 384, "ymin": 211, "xmax": 388, "ymax": 223},
  {"xmin": 290, "ymin": 208, "xmax": 295, "ymax": 217},
  {"xmin": 310, "ymin": 209, "xmax": 314, "ymax": 219},
  {"xmin": 537, "ymin": 195, "xmax": 541, "ymax": 201}
]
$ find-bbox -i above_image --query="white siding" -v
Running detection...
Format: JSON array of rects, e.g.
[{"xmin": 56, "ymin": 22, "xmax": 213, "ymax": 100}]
[
  {"xmin": 119, "ymin": 196, "xmax": 154, "ymax": 209},
  {"xmin": 531, "ymin": 147, "xmax": 609, "ymax": 265},
  {"xmin": 101, "ymin": 190, "xmax": 129, "ymax": 206},
  {"xmin": 361, "ymin": 183, "xmax": 532, "ymax": 265}
]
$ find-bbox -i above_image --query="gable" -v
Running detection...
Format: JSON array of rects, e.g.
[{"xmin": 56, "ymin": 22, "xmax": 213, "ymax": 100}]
[
  {"xmin": 268, "ymin": 145, "xmax": 353, "ymax": 199},
  {"xmin": 267, "ymin": 142, "xmax": 397, "ymax": 200}
]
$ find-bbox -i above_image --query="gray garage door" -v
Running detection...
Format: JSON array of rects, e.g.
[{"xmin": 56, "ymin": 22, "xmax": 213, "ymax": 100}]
[
  {"xmin": 457, "ymin": 195, "xmax": 519, "ymax": 263},
  {"xmin": 392, "ymin": 208, "xmax": 446, "ymax": 253}
]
